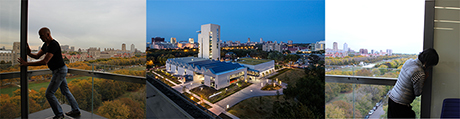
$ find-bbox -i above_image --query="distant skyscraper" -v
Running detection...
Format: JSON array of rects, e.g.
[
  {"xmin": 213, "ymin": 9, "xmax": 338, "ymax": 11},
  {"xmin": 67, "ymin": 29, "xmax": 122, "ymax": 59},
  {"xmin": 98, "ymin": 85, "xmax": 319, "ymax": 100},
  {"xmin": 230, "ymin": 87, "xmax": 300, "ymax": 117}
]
[
  {"xmin": 189, "ymin": 38, "xmax": 194, "ymax": 44},
  {"xmin": 247, "ymin": 38, "xmax": 250, "ymax": 43},
  {"xmin": 152, "ymin": 37, "xmax": 165, "ymax": 43},
  {"xmin": 359, "ymin": 49, "xmax": 368, "ymax": 54},
  {"xmin": 333, "ymin": 42, "xmax": 338, "ymax": 51},
  {"xmin": 70, "ymin": 46, "xmax": 75, "ymax": 52},
  {"xmin": 198, "ymin": 23, "xmax": 220, "ymax": 60},
  {"xmin": 288, "ymin": 40, "xmax": 293, "ymax": 44},
  {"xmin": 170, "ymin": 37, "xmax": 177, "ymax": 44},
  {"xmin": 371, "ymin": 49, "xmax": 374, "ymax": 54},
  {"xmin": 343, "ymin": 43, "xmax": 348, "ymax": 52},
  {"xmin": 122, "ymin": 43, "xmax": 126, "ymax": 51},
  {"xmin": 260, "ymin": 38, "xmax": 263, "ymax": 43},
  {"xmin": 386, "ymin": 49, "xmax": 393, "ymax": 55},
  {"xmin": 131, "ymin": 44, "xmax": 135, "ymax": 52}
]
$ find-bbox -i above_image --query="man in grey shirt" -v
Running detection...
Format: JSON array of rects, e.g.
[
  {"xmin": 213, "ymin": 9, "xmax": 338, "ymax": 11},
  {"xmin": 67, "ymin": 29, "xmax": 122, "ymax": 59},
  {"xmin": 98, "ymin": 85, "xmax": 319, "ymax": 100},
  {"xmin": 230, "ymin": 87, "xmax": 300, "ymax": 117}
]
[{"xmin": 388, "ymin": 48, "xmax": 439, "ymax": 118}]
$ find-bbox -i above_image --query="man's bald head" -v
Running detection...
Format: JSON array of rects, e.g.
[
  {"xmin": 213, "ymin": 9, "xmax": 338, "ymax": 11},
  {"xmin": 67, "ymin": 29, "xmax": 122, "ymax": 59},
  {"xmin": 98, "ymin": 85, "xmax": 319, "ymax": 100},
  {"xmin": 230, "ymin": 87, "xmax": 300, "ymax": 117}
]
[
  {"xmin": 39, "ymin": 27, "xmax": 53, "ymax": 42},
  {"xmin": 39, "ymin": 27, "xmax": 51, "ymax": 35}
]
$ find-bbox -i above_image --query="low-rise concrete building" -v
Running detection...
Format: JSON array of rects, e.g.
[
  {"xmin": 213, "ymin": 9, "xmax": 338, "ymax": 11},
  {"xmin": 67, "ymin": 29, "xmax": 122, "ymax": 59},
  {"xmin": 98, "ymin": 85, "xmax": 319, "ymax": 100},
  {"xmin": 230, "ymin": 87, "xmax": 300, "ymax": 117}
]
[{"xmin": 166, "ymin": 57, "xmax": 247, "ymax": 90}]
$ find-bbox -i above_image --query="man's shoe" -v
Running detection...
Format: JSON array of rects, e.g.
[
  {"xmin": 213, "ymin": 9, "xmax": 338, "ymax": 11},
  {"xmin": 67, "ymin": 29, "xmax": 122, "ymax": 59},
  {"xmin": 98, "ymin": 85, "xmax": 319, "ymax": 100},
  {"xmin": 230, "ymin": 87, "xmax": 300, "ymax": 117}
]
[
  {"xmin": 65, "ymin": 110, "xmax": 81, "ymax": 117},
  {"xmin": 52, "ymin": 115, "xmax": 64, "ymax": 119}
]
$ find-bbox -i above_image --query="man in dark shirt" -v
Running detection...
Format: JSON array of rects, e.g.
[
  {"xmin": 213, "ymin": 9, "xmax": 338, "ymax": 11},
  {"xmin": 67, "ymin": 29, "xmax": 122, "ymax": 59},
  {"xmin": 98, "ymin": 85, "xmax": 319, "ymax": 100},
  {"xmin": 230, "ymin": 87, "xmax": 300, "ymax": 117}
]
[{"xmin": 18, "ymin": 27, "xmax": 81, "ymax": 119}]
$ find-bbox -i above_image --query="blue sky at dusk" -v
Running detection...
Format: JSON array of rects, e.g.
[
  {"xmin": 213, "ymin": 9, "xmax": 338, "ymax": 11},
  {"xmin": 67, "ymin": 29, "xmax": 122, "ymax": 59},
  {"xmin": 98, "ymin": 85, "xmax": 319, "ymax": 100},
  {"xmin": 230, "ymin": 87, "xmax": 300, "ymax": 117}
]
[{"xmin": 147, "ymin": 0, "xmax": 324, "ymax": 44}]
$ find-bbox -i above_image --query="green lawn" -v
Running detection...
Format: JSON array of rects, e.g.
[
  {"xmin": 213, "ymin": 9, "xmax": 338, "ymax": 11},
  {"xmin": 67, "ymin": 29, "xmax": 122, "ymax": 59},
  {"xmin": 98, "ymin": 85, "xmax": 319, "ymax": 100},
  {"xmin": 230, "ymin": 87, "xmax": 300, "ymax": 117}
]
[
  {"xmin": 190, "ymin": 81, "xmax": 252, "ymax": 103},
  {"xmin": 269, "ymin": 68, "xmax": 306, "ymax": 85},
  {"xmin": 237, "ymin": 58, "xmax": 272, "ymax": 65},
  {"xmin": 228, "ymin": 95, "xmax": 295, "ymax": 118},
  {"xmin": 1, "ymin": 76, "xmax": 90, "ymax": 96}
]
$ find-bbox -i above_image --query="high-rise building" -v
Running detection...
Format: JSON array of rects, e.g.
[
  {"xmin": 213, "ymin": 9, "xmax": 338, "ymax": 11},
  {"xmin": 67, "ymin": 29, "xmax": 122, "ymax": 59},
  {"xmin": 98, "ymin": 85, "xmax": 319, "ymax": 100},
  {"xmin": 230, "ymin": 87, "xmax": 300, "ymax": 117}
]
[
  {"xmin": 260, "ymin": 38, "xmax": 263, "ymax": 43},
  {"xmin": 170, "ymin": 37, "xmax": 176, "ymax": 44},
  {"xmin": 315, "ymin": 41, "xmax": 325, "ymax": 51},
  {"xmin": 247, "ymin": 38, "xmax": 250, "ymax": 43},
  {"xmin": 343, "ymin": 43, "xmax": 348, "ymax": 52},
  {"xmin": 152, "ymin": 37, "xmax": 165, "ymax": 43},
  {"xmin": 122, "ymin": 43, "xmax": 126, "ymax": 51},
  {"xmin": 288, "ymin": 40, "xmax": 293, "ymax": 44},
  {"xmin": 359, "ymin": 49, "xmax": 368, "ymax": 54},
  {"xmin": 70, "ymin": 46, "xmax": 75, "ymax": 52},
  {"xmin": 333, "ymin": 42, "xmax": 338, "ymax": 51},
  {"xmin": 189, "ymin": 38, "xmax": 194, "ymax": 44},
  {"xmin": 131, "ymin": 44, "xmax": 135, "ymax": 52},
  {"xmin": 198, "ymin": 24, "xmax": 221, "ymax": 60},
  {"xmin": 386, "ymin": 49, "xmax": 393, "ymax": 55}
]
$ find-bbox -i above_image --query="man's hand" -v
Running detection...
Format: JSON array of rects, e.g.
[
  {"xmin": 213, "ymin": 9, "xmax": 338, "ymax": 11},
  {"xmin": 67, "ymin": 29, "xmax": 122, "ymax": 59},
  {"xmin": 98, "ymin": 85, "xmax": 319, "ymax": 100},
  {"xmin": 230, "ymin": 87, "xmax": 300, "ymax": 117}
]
[{"xmin": 17, "ymin": 57, "xmax": 28, "ymax": 66}]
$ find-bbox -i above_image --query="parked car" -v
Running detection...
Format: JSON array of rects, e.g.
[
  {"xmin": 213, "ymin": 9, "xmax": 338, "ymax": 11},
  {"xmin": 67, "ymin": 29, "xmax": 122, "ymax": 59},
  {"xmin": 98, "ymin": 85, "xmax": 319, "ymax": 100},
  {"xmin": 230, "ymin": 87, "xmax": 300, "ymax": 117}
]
[
  {"xmin": 373, "ymin": 106, "xmax": 377, "ymax": 111},
  {"xmin": 376, "ymin": 102, "xmax": 380, "ymax": 106},
  {"xmin": 368, "ymin": 110, "xmax": 374, "ymax": 115},
  {"xmin": 364, "ymin": 115, "xmax": 370, "ymax": 119}
]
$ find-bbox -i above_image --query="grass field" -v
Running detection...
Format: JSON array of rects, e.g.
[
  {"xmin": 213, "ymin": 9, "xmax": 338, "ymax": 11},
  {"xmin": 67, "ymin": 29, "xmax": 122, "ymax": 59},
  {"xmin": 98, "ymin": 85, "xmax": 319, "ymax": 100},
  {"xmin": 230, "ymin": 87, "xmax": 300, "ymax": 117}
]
[
  {"xmin": 237, "ymin": 58, "xmax": 271, "ymax": 65},
  {"xmin": 0, "ymin": 76, "xmax": 90, "ymax": 96},
  {"xmin": 268, "ymin": 68, "xmax": 306, "ymax": 85},
  {"xmin": 227, "ymin": 95, "xmax": 295, "ymax": 118}
]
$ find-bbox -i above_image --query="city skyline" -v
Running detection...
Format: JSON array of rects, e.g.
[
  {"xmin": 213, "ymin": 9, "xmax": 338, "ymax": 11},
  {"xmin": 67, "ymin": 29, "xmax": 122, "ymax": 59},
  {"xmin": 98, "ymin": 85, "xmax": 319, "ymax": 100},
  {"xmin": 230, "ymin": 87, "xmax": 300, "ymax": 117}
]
[
  {"xmin": 146, "ymin": 0, "xmax": 325, "ymax": 44},
  {"xmin": 0, "ymin": 0, "xmax": 146, "ymax": 52},
  {"xmin": 326, "ymin": 0, "xmax": 424, "ymax": 54}
]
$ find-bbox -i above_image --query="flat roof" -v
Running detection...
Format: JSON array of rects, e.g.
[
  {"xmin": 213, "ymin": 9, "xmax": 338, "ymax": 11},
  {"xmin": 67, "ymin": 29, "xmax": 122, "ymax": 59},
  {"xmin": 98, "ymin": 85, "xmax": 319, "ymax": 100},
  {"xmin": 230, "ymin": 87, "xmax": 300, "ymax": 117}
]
[
  {"xmin": 237, "ymin": 58, "xmax": 272, "ymax": 65},
  {"xmin": 168, "ymin": 57, "xmax": 208, "ymax": 63},
  {"xmin": 168, "ymin": 57, "xmax": 244, "ymax": 74},
  {"xmin": 188, "ymin": 60, "xmax": 243, "ymax": 74}
]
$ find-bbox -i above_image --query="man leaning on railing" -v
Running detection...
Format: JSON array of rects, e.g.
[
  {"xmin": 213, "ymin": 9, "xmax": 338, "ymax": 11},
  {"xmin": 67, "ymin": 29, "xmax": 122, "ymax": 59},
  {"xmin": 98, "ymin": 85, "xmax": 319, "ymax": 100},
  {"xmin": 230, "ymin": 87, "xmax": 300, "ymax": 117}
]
[
  {"xmin": 17, "ymin": 27, "xmax": 81, "ymax": 119},
  {"xmin": 387, "ymin": 48, "xmax": 439, "ymax": 118}
]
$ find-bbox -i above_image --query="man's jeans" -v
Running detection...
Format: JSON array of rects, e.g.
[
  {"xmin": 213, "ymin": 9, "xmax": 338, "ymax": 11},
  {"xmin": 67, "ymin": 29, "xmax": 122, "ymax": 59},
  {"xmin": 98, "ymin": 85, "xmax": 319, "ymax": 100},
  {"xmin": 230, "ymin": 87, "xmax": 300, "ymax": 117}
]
[{"xmin": 45, "ymin": 65, "xmax": 80, "ymax": 116}]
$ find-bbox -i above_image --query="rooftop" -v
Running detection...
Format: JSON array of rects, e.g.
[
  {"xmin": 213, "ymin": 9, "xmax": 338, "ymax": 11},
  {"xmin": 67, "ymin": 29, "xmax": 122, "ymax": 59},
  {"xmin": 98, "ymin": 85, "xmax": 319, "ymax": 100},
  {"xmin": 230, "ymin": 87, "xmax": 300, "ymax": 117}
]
[
  {"xmin": 237, "ymin": 58, "xmax": 272, "ymax": 65},
  {"xmin": 188, "ymin": 60, "xmax": 243, "ymax": 74},
  {"xmin": 167, "ymin": 57, "xmax": 244, "ymax": 74}
]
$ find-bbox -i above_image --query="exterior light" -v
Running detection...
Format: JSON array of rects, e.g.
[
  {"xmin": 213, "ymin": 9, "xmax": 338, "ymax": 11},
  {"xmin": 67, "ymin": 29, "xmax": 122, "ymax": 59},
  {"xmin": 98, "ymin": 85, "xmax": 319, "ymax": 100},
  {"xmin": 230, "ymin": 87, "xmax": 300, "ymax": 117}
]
[
  {"xmin": 191, "ymin": 97, "xmax": 194, "ymax": 100},
  {"xmin": 227, "ymin": 105, "xmax": 229, "ymax": 109}
]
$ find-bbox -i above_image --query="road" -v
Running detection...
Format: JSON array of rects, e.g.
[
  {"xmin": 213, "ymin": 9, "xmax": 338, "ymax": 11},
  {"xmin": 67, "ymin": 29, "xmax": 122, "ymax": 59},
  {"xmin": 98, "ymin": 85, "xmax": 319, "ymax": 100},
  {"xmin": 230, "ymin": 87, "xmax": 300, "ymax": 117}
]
[{"xmin": 369, "ymin": 104, "xmax": 385, "ymax": 118}]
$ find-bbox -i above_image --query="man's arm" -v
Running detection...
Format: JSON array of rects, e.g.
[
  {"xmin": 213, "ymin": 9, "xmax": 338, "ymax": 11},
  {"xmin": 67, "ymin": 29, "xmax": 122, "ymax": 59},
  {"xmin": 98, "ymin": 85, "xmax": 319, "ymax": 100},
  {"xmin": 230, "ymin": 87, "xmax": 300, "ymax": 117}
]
[
  {"xmin": 412, "ymin": 71, "xmax": 426, "ymax": 96},
  {"xmin": 18, "ymin": 52, "xmax": 53, "ymax": 66},
  {"xmin": 28, "ymin": 49, "xmax": 45, "ymax": 59}
]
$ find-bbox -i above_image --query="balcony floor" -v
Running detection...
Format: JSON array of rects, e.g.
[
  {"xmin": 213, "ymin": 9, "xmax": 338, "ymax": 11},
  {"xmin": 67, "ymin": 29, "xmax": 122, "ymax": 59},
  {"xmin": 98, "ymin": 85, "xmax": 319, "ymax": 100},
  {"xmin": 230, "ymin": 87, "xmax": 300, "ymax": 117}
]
[{"xmin": 26, "ymin": 104, "xmax": 105, "ymax": 119}]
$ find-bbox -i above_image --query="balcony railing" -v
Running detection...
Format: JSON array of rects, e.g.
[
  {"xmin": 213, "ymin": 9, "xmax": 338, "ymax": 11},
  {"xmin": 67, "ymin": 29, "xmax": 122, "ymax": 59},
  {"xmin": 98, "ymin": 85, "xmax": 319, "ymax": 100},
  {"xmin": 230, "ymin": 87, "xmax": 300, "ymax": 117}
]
[{"xmin": 0, "ymin": 68, "xmax": 218, "ymax": 119}]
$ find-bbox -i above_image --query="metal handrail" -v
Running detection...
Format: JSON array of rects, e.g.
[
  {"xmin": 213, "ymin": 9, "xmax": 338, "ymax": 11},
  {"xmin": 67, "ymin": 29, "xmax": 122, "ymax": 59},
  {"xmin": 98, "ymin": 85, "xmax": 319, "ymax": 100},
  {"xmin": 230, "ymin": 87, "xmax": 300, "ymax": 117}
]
[
  {"xmin": 0, "ymin": 68, "xmax": 146, "ymax": 84},
  {"xmin": 325, "ymin": 75, "xmax": 397, "ymax": 85}
]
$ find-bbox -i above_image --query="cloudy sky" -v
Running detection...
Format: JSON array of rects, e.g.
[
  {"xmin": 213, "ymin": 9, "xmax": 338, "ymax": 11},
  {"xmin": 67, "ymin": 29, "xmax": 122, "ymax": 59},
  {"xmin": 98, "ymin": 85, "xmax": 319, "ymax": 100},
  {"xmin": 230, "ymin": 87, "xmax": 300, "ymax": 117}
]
[
  {"xmin": 326, "ymin": 0, "xmax": 424, "ymax": 54},
  {"xmin": 1, "ymin": 0, "xmax": 145, "ymax": 51}
]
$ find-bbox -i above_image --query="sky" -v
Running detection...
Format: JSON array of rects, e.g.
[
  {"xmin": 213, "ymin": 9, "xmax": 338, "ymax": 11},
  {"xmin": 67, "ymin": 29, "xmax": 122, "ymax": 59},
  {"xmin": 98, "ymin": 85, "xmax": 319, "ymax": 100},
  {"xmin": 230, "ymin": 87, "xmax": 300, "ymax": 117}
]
[
  {"xmin": 326, "ymin": 0, "xmax": 424, "ymax": 54},
  {"xmin": 0, "ymin": 0, "xmax": 146, "ymax": 51},
  {"xmin": 146, "ymin": 0, "xmax": 325, "ymax": 44}
]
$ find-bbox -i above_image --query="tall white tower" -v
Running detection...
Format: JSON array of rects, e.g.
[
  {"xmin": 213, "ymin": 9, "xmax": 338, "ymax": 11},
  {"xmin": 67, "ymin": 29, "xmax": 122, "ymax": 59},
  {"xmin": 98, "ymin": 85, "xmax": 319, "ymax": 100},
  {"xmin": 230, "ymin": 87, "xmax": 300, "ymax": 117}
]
[
  {"xmin": 343, "ymin": 43, "xmax": 348, "ymax": 52},
  {"xmin": 198, "ymin": 24, "xmax": 220, "ymax": 60},
  {"xmin": 170, "ymin": 37, "xmax": 177, "ymax": 44},
  {"xmin": 131, "ymin": 44, "xmax": 135, "ymax": 52},
  {"xmin": 189, "ymin": 38, "xmax": 194, "ymax": 44}
]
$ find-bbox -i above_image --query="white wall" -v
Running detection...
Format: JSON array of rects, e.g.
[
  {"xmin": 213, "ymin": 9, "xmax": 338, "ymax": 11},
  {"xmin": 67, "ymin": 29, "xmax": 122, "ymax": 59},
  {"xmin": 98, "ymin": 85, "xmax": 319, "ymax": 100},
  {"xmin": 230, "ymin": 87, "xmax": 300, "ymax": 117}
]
[
  {"xmin": 431, "ymin": 0, "xmax": 460, "ymax": 117},
  {"xmin": 215, "ymin": 67, "xmax": 247, "ymax": 90}
]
